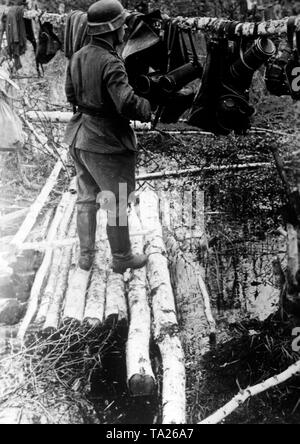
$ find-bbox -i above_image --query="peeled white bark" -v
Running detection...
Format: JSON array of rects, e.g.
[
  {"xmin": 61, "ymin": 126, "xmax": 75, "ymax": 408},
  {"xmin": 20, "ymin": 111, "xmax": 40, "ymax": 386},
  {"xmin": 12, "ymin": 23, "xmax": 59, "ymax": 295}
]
[{"xmin": 126, "ymin": 208, "xmax": 156, "ymax": 397}]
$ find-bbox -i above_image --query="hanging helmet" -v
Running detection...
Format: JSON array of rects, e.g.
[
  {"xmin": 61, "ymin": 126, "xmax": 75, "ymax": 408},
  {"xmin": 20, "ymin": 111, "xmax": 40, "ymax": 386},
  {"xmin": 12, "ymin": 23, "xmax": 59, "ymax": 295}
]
[{"xmin": 87, "ymin": 0, "xmax": 128, "ymax": 36}]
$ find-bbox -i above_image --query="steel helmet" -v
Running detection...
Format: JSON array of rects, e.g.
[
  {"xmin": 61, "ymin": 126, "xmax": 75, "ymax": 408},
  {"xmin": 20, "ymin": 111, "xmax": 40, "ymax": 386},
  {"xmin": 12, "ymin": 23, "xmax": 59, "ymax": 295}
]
[{"xmin": 87, "ymin": 0, "xmax": 128, "ymax": 36}]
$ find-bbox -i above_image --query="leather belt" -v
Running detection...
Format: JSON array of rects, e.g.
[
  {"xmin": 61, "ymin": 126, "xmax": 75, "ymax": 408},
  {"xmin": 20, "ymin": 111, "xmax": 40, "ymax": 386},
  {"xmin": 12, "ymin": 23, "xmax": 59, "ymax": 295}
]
[{"xmin": 77, "ymin": 105, "xmax": 107, "ymax": 117}]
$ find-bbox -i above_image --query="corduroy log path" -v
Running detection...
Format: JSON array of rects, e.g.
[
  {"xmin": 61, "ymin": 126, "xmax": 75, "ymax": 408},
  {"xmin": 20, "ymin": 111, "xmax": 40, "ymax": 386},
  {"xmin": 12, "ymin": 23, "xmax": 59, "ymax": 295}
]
[{"xmin": 2, "ymin": 164, "xmax": 211, "ymax": 424}]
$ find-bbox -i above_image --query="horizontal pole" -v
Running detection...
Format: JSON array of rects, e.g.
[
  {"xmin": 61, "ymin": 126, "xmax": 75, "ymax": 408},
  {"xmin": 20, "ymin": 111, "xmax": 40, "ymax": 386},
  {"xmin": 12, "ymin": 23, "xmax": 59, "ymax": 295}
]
[
  {"xmin": 175, "ymin": 15, "xmax": 300, "ymax": 37},
  {"xmin": 24, "ymin": 111, "xmax": 152, "ymax": 130},
  {"xmin": 2, "ymin": 7, "xmax": 299, "ymax": 37},
  {"xmin": 136, "ymin": 163, "xmax": 272, "ymax": 181},
  {"xmin": 24, "ymin": 112, "xmax": 298, "ymax": 139}
]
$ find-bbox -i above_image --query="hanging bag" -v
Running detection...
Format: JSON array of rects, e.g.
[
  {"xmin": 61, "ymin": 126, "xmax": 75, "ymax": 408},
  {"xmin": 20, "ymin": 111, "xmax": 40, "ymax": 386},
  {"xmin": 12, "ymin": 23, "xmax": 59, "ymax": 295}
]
[
  {"xmin": 189, "ymin": 36, "xmax": 275, "ymax": 135},
  {"xmin": 36, "ymin": 20, "xmax": 62, "ymax": 75}
]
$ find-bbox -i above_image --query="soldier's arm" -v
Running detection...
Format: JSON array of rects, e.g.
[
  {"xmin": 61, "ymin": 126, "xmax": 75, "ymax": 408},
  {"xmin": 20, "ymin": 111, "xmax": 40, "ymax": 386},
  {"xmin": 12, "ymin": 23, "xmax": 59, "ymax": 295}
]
[
  {"xmin": 65, "ymin": 62, "xmax": 76, "ymax": 105},
  {"xmin": 104, "ymin": 58, "xmax": 152, "ymax": 122}
]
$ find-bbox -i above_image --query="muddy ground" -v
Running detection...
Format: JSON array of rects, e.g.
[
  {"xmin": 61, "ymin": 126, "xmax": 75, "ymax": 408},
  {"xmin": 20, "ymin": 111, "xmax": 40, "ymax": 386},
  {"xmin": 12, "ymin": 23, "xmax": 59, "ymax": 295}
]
[{"xmin": 0, "ymin": 46, "xmax": 300, "ymax": 424}]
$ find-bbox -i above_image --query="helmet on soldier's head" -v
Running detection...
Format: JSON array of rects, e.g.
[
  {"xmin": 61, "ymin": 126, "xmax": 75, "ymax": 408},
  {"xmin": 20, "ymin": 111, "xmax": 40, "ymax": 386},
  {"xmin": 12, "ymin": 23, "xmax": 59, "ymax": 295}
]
[{"xmin": 87, "ymin": 0, "xmax": 128, "ymax": 36}]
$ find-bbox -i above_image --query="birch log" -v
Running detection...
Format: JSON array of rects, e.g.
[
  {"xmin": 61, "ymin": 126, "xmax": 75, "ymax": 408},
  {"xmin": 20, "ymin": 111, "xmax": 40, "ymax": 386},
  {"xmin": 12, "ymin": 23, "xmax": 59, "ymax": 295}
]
[
  {"xmin": 8, "ymin": 8, "xmax": 300, "ymax": 37},
  {"xmin": 139, "ymin": 190, "xmax": 178, "ymax": 340},
  {"xmin": 83, "ymin": 210, "xmax": 108, "ymax": 329},
  {"xmin": 159, "ymin": 335, "xmax": 186, "ymax": 424},
  {"xmin": 34, "ymin": 194, "xmax": 76, "ymax": 326},
  {"xmin": 138, "ymin": 189, "xmax": 186, "ymax": 424},
  {"xmin": 18, "ymin": 191, "xmax": 72, "ymax": 341},
  {"xmin": 11, "ymin": 152, "xmax": 68, "ymax": 249},
  {"xmin": 176, "ymin": 15, "xmax": 300, "ymax": 37},
  {"xmin": 101, "ymin": 209, "xmax": 128, "ymax": 327},
  {"xmin": 43, "ymin": 214, "xmax": 77, "ymax": 333},
  {"xmin": 105, "ymin": 270, "xmax": 127, "ymax": 328},
  {"xmin": 62, "ymin": 264, "xmax": 90, "ymax": 326},
  {"xmin": 164, "ymin": 231, "xmax": 216, "ymax": 344},
  {"xmin": 126, "ymin": 208, "xmax": 156, "ymax": 397}
]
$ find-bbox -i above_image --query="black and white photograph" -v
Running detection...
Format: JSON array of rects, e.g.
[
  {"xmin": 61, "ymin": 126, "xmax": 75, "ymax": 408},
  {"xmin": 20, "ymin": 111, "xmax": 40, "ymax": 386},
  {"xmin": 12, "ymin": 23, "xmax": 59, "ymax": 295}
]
[{"xmin": 0, "ymin": 0, "xmax": 299, "ymax": 428}]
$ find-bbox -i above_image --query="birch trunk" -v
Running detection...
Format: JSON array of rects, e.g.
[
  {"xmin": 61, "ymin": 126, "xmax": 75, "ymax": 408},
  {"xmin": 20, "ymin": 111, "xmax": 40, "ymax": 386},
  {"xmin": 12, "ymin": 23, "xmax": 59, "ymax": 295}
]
[
  {"xmin": 126, "ymin": 208, "xmax": 156, "ymax": 397},
  {"xmin": 34, "ymin": 194, "xmax": 76, "ymax": 326},
  {"xmin": 176, "ymin": 16, "xmax": 300, "ymax": 37},
  {"xmin": 138, "ymin": 189, "xmax": 186, "ymax": 423},
  {"xmin": 43, "ymin": 213, "xmax": 77, "ymax": 333},
  {"xmin": 18, "ymin": 191, "xmax": 72, "ymax": 341},
  {"xmin": 164, "ymin": 231, "xmax": 216, "ymax": 344},
  {"xmin": 159, "ymin": 335, "xmax": 186, "ymax": 424},
  {"xmin": 105, "ymin": 271, "xmax": 127, "ymax": 328},
  {"xmin": 138, "ymin": 190, "xmax": 178, "ymax": 340},
  {"xmin": 83, "ymin": 210, "xmax": 108, "ymax": 329},
  {"xmin": 62, "ymin": 264, "xmax": 90, "ymax": 326}
]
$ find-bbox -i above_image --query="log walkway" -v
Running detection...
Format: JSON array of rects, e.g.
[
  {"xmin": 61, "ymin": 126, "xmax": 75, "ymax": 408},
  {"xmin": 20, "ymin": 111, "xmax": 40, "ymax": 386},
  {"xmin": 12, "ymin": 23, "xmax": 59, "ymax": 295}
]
[{"xmin": 2, "ymin": 179, "xmax": 201, "ymax": 424}]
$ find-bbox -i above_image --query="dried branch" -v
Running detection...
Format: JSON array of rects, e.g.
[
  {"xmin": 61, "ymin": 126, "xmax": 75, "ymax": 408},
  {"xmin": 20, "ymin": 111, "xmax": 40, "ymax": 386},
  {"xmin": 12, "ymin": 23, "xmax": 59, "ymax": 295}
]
[{"xmin": 200, "ymin": 360, "xmax": 300, "ymax": 424}]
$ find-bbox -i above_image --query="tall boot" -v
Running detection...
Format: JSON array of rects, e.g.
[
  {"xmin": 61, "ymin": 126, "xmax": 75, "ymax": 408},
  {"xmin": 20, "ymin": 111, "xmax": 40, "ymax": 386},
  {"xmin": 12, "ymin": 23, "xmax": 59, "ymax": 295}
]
[
  {"xmin": 77, "ymin": 206, "xmax": 97, "ymax": 271},
  {"xmin": 107, "ymin": 223, "xmax": 148, "ymax": 274}
]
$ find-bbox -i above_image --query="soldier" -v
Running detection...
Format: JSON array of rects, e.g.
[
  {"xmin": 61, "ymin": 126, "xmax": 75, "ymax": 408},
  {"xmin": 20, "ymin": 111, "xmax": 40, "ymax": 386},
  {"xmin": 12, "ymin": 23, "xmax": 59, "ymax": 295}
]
[{"xmin": 64, "ymin": 0, "xmax": 152, "ymax": 274}]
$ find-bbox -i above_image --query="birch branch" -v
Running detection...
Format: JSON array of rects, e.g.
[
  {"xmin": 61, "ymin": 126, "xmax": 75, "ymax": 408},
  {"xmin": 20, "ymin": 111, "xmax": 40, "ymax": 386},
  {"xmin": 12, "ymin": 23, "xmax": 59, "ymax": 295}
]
[
  {"xmin": 136, "ymin": 163, "xmax": 271, "ymax": 182},
  {"xmin": 11, "ymin": 152, "xmax": 68, "ymax": 249},
  {"xmin": 176, "ymin": 15, "xmax": 300, "ymax": 37},
  {"xmin": 200, "ymin": 360, "xmax": 300, "ymax": 425},
  {"xmin": 5, "ymin": 7, "xmax": 300, "ymax": 37}
]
